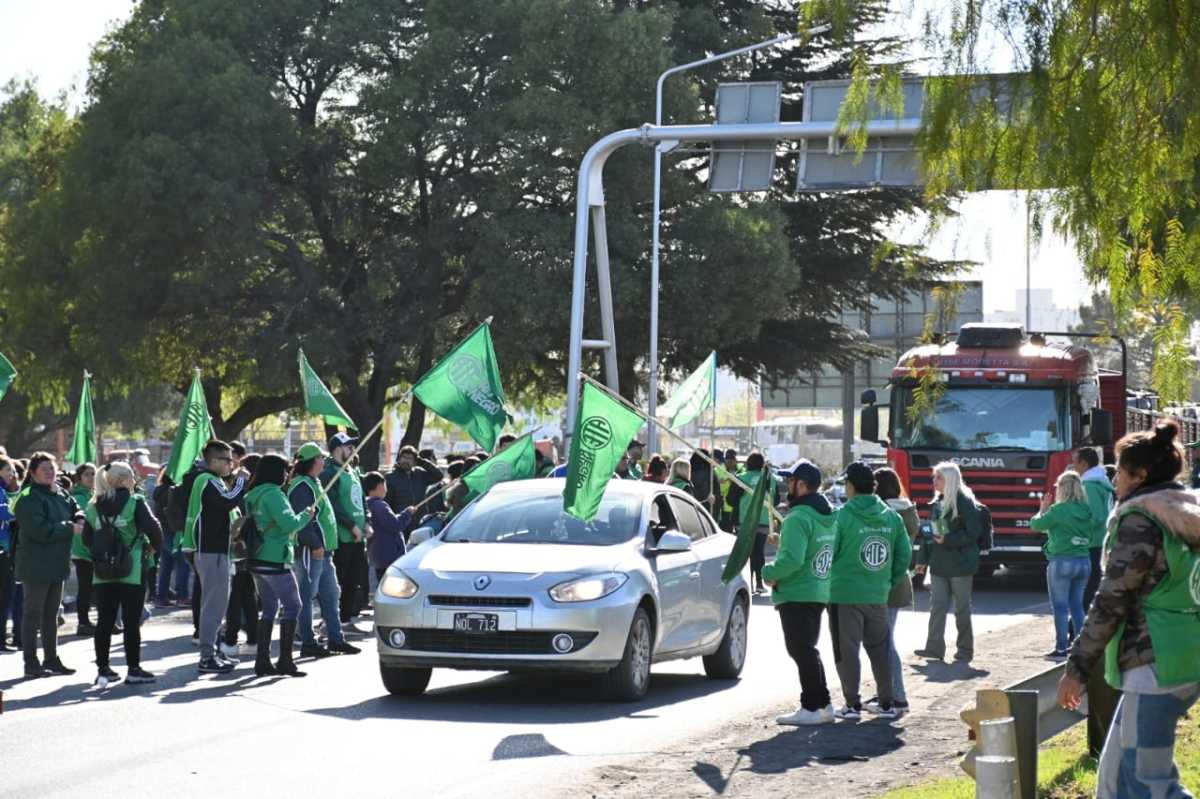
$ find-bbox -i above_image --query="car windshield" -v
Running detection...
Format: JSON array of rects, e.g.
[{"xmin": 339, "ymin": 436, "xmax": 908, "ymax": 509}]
[
  {"xmin": 893, "ymin": 385, "xmax": 1070, "ymax": 451},
  {"xmin": 442, "ymin": 492, "xmax": 643, "ymax": 546}
]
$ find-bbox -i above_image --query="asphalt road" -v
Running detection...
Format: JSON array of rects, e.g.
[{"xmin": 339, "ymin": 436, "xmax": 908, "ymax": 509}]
[{"xmin": 1, "ymin": 570, "xmax": 1051, "ymax": 799}]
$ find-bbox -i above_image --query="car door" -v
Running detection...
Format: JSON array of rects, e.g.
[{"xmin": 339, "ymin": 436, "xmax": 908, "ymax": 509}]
[
  {"xmin": 668, "ymin": 495, "xmax": 724, "ymax": 646},
  {"xmin": 646, "ymin": 494, "xmax": 700, "ymax": 654}
]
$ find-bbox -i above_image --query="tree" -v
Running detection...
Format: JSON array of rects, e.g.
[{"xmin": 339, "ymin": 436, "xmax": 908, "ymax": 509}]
[{"xmin": 809, "ymin": 0, "xmax": 1200, "ymax": 398}]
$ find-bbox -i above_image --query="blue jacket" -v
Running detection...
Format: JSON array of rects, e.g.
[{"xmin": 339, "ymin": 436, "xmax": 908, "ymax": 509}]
[
  {"xmin": 0, "ymin": 489, "xmax": 14, "ymax": 552},
  {"xmin": 367, "ymin": 496, "xmax": 410, "ymax": 570}
]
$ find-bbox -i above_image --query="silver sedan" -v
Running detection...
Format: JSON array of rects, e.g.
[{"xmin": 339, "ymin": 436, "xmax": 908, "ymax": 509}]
[{"xmin": 374, "ymin": 479, "xmax": 750, "ymax": 701}]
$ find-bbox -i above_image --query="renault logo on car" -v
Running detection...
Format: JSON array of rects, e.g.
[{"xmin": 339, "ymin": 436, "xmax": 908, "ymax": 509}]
[{"xmin": 474, "ymin": 575, "xmax": 491, "ymax": 591}]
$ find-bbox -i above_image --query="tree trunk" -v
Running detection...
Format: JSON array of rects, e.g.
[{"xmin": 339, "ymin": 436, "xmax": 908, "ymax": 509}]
[{"xmin": 401, "ymin": 396, "xmax": 427, "ymax": 450}]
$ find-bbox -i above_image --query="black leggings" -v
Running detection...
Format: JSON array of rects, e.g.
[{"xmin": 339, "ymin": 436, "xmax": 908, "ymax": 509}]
[
  {"xmin": 0, "ymin": 551, "xmax": 12, "ymax": 640},
  {"xmin": 334, "ymin": 542, "xmax": 366, "ymax": 622},
  {"xmin": 73, "ymin": 559, "xmax": 94, "ymax": 625},
  {"xmin": 750, "ymin": 531, "xmax": 768, "ymax": 584},
  {"xmin": 95, "ymin": 582, "xmax": 144, "ymax": 670},
  {"xmin": 224, "ymin": 568, "xmax": 258, "ymax": 645}
]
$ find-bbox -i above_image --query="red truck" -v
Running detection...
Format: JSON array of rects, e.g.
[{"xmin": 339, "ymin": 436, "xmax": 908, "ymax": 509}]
[{"xmin": 860, "ymin": 323, "xmax": 1123, "ymax": 576}]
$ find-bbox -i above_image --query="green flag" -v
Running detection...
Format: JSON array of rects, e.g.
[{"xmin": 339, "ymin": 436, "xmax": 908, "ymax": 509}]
[
  {"xmin": 461, "ymin": 432, "xmax": 537, "ymax": 502},
  {"xmin": 65, "ymin": 373, "xmax": 97, "ymax": 466},
  {"xmin": 413, "ymin": 322, "xmax": 509, "ymax": 451},
  {"xmin": 659, "ymin": 351, "xmax": 716, "ymax": 429},
  {"xmin": 563, "ymin": 382, "xmax": 645, "ymax": 523},
  {"xmin": 166, "ymin": 372, "xmax": 213, "ymax": 484},
  {"xmin": 722, "ymin": 467, "xmax": 773, "ymax": 584},
  {"xmin": 0, "ymin": 350, "xmax": 16, "ymax": 402},
  {"xmin": 298, "ymin": 349, "xmax": 357, "ymax": 429}
]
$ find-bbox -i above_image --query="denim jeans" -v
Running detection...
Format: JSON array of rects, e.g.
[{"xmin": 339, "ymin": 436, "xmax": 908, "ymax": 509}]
[
  {"xmin": 293, "ymin": 550, "xmax": 344, "ymax": 646},
  {"xmin": 155, "ymin": 532, "xmax": 191, "ymax": 601},
  {"xmin": 253, "ymin": 571, "xmax": 301, "ymax": 623},
  {"xmin": 1047, "ymin": 556, "xmax": 1091, "ymax": 652},
  {"xmin": 886, "ymin": 606, "xmax": 907, "ymax": 703},
  {"xmin": 1097, "ymin": 681, "xmax": 1200, "ymax": 799}
]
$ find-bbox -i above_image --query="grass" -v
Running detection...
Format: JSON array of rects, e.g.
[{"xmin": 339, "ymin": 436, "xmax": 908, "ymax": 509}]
[{"xmin": 877, "ymin": 706, "xmax": 1200, "ymax": 798}]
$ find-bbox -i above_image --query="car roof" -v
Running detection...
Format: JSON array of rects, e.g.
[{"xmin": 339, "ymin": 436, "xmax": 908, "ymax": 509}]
[{"xmin": 486, "ymin": 477, "xmax": 693, "ymax": 502}]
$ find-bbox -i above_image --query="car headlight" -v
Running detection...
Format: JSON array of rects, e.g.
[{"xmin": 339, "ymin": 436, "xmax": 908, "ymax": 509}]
[
  {"xmin": 379, "ymin": 571, "xmax": 419, "ymax": 599},
  {"xmin": 549, "ymin": 572, "xmax": 628, "ymax": 603}
]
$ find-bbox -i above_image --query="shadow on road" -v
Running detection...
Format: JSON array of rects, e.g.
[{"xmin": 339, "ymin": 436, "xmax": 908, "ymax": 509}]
[
  {"xmin": 910, "ymin": 659, "xmax": 991, "ymax": 683},
  {"xmin": 307, "ymin": 670, "xmax": 737, "ymax": 725}
]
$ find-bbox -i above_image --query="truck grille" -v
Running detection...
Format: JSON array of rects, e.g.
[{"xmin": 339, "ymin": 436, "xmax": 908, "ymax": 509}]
[
  {"xmin": 909, "ymin": 469, "xmax": 1043, "ymax": 536},
  {"xmin": 427, "ymin": 595, "xmax": 532, "ymax": 608},
  {"xmin": 395, "ymin": 629, "xmax": 598, "ymax": 655}
]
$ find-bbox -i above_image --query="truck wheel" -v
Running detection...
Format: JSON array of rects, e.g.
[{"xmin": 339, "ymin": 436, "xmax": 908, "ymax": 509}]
[
  {"xmin": 703, "ymin": 596, "xmax": 748, "ymax": 680},
  {"xmin": 380, "ymin": 663, "xmax": 432, "ymax": 697},
  {"xmin": 600, "ymin": 607, "xmax": 653, "ymax": 702}
]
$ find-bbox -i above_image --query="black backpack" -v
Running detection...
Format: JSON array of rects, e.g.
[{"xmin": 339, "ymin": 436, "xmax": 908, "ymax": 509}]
[
  {"xmin": 91, "ymin": 505, "xmax": 136, "ymax": 581},
  {"xmin": 974, "ymin": 501, "xmax": 994, "ymax": 552},
  {"xmin": 230, "ymin": 513, "xmax": 262, "ymax": 561}
]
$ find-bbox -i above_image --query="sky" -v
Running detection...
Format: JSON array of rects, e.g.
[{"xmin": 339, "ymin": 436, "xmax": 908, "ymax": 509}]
[{"xmin": 0, "ymin": 0, "xmax": 1093, "ymax": 320}]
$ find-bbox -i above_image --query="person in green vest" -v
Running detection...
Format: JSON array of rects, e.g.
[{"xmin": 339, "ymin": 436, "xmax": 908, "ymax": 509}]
[
  {"xmin": 763, "ymin": 459, "xmax": 837, "ymax": 727},
  {"xmin": 1031, "ymin": 470, "xmax": 1095, "ymax": 658},
  {"xmin": 289, "ymin": 442, "xmax": 359, "ymax": 658},
  {"xmin": 70, "ymin": 462, "xmax": 97, "ymax": 635},
  {"xmin": 14, "ymin": 452, "xmax": 85, "ymax": 679},
  {"xmin": 1058, "ymin": 422, "xmax": 1200, "ymax": 799},
  {"xmin": 827, "ymin": 462, "xmax": 911, "ymax": 721},
  {"xmin": 669, "ymin": 457, "xmax": 694, "ymax": 493},
  {"xmin": 82, "ymin": 461, "xmax": 163, "ymax": 685},
  {"xmin": 717, "ymin": 449, "xmax": 739, "ymax": 532},
  {"xmin": 245, "ymin": 454, "xmax": 316, "ymax": 677},
  {"xmin": 321, "ymin": 432, "xmax": 369, "ymax": 626},
  {"xmin": 1073, "ymin": 446, "xmax": 1116, "ymax": 612},
  {"xmin": 625, "ymin": 441, "xmax": 645, "ymax": 480},
  {"xmin": 738, "ymin": 453, "xmax": 780, "ymax": 595}
]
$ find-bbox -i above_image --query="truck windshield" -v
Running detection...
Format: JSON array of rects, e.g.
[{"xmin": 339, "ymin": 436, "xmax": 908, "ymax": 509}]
[{"xmin": 893, "ymin": 385, "xmax": 1071, "ymax": 451}]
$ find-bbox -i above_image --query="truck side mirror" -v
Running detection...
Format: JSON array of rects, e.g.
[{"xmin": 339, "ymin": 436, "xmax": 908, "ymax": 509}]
[
  {"xmin": 860, "ymin": 389, "xmax": 877, "ymax": 405},
  {"xmin": 860, "ymin": 405, "xmax": 880, "ymax": 444},
  {"xmin": 1088, "ymin": 408, "xmax": 1114, "ymax": 447}
]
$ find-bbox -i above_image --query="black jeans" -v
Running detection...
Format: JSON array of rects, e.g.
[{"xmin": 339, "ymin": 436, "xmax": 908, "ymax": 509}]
[
  {"xmin": 73, "ymin": 559, "xmax": 94, "ymax": 625},
  {"xmin": 0, "ymin": 551, "xmax": 12, "ymax": 641},
  {"xmin": 95, "ymin": 582, "xmax": 144, "ymax": 670},
  {"xmin": 334, "ymin": 542, "xmax": 366, "ymax": 623},
  {"xmin": 224, "ymin": 568, "xmax": 259, "ymax": 645},
  {"xmin": 750, "ymin": 529, "xmax": 768, "ymax": 585},
  {"xmin": 778, "ymin": 602, "xmax": 830, "ymax": 712},
  {"xmin": 22, "ymin": 580, "xmax": 63, "ymax": 668}
]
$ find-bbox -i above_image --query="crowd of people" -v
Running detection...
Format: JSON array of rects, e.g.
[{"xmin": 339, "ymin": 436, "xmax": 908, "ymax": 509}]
[{"xmin": 1, "ymin": 421, "xmax": 1198, "ymax": 798}]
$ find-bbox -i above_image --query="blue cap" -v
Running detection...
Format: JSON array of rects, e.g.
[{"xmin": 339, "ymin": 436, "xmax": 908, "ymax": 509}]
[{"xmin": 778, "ymin": 458, "xmax": 822, "ymax": 488}]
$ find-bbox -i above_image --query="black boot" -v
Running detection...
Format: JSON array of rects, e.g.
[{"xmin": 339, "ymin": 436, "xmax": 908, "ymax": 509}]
[
  {"xmin": 275, "ymin": 620, "xmax": 306, "ymax": 677},
  {"xmin": 254, "ymin": 620, "xmax": 276, "ymax": 677}
]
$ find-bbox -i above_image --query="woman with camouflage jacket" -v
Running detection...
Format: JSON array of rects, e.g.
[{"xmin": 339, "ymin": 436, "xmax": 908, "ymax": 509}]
[{"xmin": 1057, "ymin": 422, "xmax": 1200, "ymax": 799}]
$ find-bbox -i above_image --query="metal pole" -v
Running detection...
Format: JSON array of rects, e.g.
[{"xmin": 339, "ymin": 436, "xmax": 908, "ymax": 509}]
[
  {"xmin": 647, "ymin": 25, "xmax": 830, "ymax": 457},
  {"xmin": 1025, "ymin": 198, "xmax": 1032, "ymax": 331}
]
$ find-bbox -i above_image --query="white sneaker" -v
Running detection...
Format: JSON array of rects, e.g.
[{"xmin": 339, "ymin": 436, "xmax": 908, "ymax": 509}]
[
  {"xmin": 833, "ymin": 705, "xmax": 862, "ymax": 721},
  {"xmin": 219, "ymin": 642, "xmax": 240, "ymax": 659},
  {"xmin": 776, "ymin": 707, "xmax": 833, "ymax": 726},
  {"xmin": 820, "ymin": 704, "xmax": 836, "ymax": 722}
]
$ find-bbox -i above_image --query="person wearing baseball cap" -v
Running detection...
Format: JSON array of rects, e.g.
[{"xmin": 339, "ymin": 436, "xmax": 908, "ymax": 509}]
[
  {"xmin": 321, "ymin": 433, "xmax": 369, "ymax": 638},
  {"xmin": 764, "ymin": 459, "xmax": 837, "ymax": 726},
  {"xmin": 827, "ymin": 461, "xmax": 911, "ymax": 721}
]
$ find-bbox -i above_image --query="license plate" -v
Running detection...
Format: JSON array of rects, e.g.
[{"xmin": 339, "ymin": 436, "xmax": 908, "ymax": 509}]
[{"xmin": 453, "ymin": 612, "xmax": 499, "ymax": 634}]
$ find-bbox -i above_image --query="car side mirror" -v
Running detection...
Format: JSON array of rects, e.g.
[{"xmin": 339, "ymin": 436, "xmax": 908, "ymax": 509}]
[{"xmin": 654, "ymin": 530, "xmax": 692, "ymax": 553}]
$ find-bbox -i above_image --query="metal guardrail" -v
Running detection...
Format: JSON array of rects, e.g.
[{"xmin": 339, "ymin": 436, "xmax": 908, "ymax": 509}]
[{"xmin": 1004, "ymin": 661, "xmax": 1087, "ymax": 742}]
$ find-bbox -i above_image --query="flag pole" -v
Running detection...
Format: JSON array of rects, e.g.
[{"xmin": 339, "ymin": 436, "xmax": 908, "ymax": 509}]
[{"xmin": 578, "ymin": 374, "xmax": 783, "ymax": 523}]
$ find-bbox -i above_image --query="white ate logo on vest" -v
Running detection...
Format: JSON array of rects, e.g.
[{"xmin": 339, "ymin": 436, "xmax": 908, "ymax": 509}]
[
  {"xmin": 860, "ymin": 536, "xmax": 890, "ymax": 571},
  {"xmin": 1189, "ymin": 559, "xmax": 1200, "ymax": 606},
  {"xmin": 811, "ymin": 544, "xmax": 833, "ymax": 579}
]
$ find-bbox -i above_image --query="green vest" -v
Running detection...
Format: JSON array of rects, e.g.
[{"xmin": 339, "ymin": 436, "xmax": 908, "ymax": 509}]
[
  {"xmin": 333, "ymin": 466, "xmax": 367, "ymax": 544},
  {"xmin": 289, "ymin": 475, "xmax": 337, "ymax": 551},
  {"xmin": 180, "ymin": 472, "xmax": 221, "ymax": 552},
  {"xmin": 70, "ymin": 486, "xmax": 94, "ymax": 561},
  {"xmin": 1105, "ymin": 506, "xmax": 1200, "ymax": 689},
  {"xmin": 85, "ymin": 496, "xmax": 146, "ymax": 587}
]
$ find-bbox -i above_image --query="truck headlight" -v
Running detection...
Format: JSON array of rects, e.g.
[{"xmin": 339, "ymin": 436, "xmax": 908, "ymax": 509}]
[
  {"xmin": 380, "ymin": 571, "xmax": 419, "ymax": 599},
  {"xmin": 549, "ymin": 572, "xmax": 628, "ymax": 603}
]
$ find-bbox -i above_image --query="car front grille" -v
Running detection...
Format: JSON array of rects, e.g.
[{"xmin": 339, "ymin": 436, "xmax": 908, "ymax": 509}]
[
  {"xmin": 392, "ymin": 629, "xmax": 598, "ymax": 655},
  {"xmin": 427, "ymin": 595, "xmax": 533, "ymax": 608}
]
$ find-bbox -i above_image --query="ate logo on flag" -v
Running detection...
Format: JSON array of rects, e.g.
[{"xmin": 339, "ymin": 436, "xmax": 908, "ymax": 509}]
[
  {"xmin": 185, "ymin": 404, "xmax": 207, "ymax": 433},
  {"xmin": 448, "ymin": 355, "xmax": 502, "ymax": 415},
  {"xmin": 482, "ymin": 461, "xmax": 513, "ymax": 490},
  {"xmin": 306, "ymin": 376, "xmax": 324, "ymax": 397},
  {"xmin": 574, "ymin": 416, "xmax": 612, "ymax": 486}
]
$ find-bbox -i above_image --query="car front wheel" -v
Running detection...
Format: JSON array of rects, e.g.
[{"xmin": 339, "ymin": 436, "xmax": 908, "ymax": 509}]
[
  {"xmin": 380, "ymin": 663, "xmax": 432, "ymax": 697},
  {"xmin": 600, "ymin": 607, "xmax": 653, "ymax": 702},
  {"xmin": 703, "ymin": 596, "xmax": 748, "ymax": 680}
]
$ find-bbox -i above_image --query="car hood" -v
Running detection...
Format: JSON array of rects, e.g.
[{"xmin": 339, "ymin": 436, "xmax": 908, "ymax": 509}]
[{"xmin": 406, "ymin": 541, "xmax": 626, "ymax": 575}]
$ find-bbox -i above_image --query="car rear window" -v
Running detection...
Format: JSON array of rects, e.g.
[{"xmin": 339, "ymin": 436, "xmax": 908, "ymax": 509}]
[{"xmin": 443, "ymin": 493, "xmax": 642, "ymax": 546}]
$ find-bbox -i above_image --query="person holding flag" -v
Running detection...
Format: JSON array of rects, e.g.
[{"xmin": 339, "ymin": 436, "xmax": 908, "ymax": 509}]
[
  {"xmin": 322, "ymin": 432, "xmax": 370, "ymax": 629},
  {"xmin": 763, "ymin": 459, "xmax": 837, "ymax": 726},
  {"xmin": 69, "ymin": 463, "xmax": 97, "ymax": 635},
  {"xmin": 739, "ymin": 453, "xmax": 779, "ymax": 595}
]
